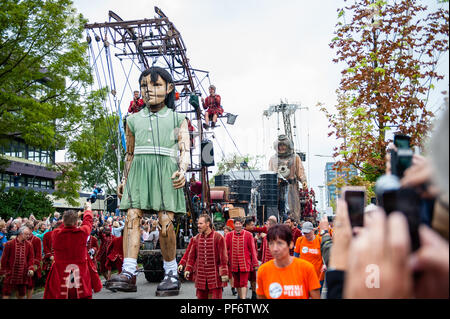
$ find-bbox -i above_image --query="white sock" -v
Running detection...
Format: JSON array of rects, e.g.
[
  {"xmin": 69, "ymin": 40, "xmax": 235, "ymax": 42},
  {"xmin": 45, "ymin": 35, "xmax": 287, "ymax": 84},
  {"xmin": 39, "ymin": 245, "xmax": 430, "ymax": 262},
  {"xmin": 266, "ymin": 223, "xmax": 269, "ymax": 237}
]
[
  {"xmin": 123, "ymin": 258, "xmax": 137, "ymax": 276},
  {"xmin": 163, "ymin": 259, "xmax": 178, "ymax": 281}
]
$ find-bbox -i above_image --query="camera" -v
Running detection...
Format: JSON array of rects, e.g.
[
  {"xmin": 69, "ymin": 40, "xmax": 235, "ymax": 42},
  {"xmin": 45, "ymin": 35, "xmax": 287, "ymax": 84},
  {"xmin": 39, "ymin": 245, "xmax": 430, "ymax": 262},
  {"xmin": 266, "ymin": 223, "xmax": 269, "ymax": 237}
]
[
  {"xmin": 375, "ymin": 174, "xmax": 421, "ymax": 252},
  {"xmin": 390, "ymin": 134, "xmax": 413, "ymax": 178}
]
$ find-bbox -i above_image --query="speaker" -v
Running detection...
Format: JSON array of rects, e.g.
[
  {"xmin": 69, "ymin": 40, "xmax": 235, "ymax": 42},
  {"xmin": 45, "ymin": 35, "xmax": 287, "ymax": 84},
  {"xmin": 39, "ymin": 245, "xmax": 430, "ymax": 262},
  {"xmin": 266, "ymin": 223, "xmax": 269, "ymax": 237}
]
[
  {"xmin": 215, "ymin": 174, "xmax": 230, "ymax": 186},
  {"xmin": 105, "ymin": 195, "xmax": 118, "ymax": 213},
  {"xmin": 257, "ymin": 205, "xmax": 279, "ymax": 223},
  {"xmin": 260, "ymin": 173, "xmax": 278, "ymax": 182},
  {"xmin": 228, "ymin": 179, "xmax": 252, "ymax": 187},
  {"xmin": 201, "ymin": 140, "xmax": 214, "ymax": 167}
]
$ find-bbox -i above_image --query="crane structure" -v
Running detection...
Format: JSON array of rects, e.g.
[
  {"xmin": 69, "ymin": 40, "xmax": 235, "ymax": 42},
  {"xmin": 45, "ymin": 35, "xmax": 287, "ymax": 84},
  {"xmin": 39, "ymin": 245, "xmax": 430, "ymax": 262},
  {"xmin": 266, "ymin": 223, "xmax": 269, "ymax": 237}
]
[{"xmin": 263, "ymin": 100, "xmax": 306, "ymax": 161}]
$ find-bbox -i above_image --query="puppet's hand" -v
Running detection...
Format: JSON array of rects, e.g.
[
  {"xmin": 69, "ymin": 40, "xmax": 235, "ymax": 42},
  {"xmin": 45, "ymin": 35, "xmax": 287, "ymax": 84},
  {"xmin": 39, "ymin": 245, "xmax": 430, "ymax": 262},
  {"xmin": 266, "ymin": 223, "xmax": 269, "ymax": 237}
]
[
  {"xmin": 171, "ymin": 170, "xmax": 186, "ymax": 189},
  {"xmin": 117, "ymin": 182, "xmax": 125, "ymax": 200}
]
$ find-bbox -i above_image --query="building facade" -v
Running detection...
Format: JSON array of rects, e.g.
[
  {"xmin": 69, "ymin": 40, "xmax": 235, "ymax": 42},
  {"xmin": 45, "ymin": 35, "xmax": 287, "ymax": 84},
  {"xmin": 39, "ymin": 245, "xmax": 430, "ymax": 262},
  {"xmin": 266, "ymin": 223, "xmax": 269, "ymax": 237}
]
[
  {"xmin": 1, "ymin": 136, "xmax": 105, "ymax": 211},
  {"xmin": 324, "ymin": 162, "xmax": 358, "ymax": 207}
]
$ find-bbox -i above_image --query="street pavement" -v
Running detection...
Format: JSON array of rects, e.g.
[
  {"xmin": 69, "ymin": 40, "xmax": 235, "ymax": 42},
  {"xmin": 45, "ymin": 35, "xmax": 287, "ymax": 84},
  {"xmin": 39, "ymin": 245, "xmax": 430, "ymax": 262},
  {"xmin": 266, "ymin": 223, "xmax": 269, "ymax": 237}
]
[{"xmin": 32, "ymin": 273, "xmax": 242, "ymax": 299}]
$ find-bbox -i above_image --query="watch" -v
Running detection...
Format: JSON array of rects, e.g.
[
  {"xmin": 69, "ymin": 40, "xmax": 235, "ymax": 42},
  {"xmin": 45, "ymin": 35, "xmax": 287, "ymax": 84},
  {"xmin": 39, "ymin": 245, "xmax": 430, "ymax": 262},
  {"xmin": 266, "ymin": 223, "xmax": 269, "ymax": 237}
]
[{"xmin": 320, "ymin": 230, "xmax": 328, "ymax": 236}]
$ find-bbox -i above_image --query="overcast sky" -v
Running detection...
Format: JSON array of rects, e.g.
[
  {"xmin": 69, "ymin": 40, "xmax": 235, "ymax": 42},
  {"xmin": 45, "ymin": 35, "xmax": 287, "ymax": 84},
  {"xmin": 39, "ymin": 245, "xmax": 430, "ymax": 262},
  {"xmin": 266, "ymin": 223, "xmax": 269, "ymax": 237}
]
[{"xmin": 69, "ymin": 0, "xmax": 449, "ymax": 209}]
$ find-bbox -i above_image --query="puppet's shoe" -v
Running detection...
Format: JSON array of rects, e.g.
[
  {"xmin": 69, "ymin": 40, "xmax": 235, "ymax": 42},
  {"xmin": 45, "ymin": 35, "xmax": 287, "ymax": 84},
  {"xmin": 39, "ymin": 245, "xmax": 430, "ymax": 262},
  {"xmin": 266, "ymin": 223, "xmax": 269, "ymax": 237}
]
[
  {"xmin": 105, "ymin": 271, "xmax": 137, "ymax": 292},
  {"xmin": 155, "ymin": 270, "xmax": 180, "ymax": 297},
  {"xmin": 203, "ymin": 123, "xmax": 209, "ymax": 130}
]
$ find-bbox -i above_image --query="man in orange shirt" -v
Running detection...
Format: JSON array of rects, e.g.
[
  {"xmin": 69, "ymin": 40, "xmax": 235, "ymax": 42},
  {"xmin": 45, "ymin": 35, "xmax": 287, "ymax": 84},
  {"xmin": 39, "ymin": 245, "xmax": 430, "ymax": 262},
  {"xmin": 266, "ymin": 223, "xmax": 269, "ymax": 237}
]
[
  {"xmin": 294, "ymin": 221, "xmax": 325, "ymax": 289},
  {"xmin": 256, "ymin": 224, "xmax": 320, "ymax": 299}
]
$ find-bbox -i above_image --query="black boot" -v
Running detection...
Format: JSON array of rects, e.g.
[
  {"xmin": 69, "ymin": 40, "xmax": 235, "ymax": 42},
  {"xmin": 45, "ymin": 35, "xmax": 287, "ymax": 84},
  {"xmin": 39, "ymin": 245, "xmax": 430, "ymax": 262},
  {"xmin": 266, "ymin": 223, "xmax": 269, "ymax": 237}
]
[
  {"xmin": 211, "ymin": 121, "xmax": 216, "ymax": 128},
  {"xmin": 105, "ymin": 270, "xmax": 137, "ymax": 292},
  {"xmin": 231, "ymin": 287, "xmax": 237, "ymax": 296},
  {"xmin": 203, "ymin": 122, "xmax": 209, "ymax": 130},
  {"xmin": 156, "ymin": 270, "xmax": 180, "ymax": 297},
  {"xmin": 252, "ymin": 290, "xmax": 257, "ymax": 299}
]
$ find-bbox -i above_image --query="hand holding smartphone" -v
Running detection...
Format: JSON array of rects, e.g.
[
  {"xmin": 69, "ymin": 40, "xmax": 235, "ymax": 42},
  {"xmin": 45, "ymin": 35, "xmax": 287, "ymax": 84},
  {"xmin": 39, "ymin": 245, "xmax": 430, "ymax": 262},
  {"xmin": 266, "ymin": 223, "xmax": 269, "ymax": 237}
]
[{"xmin": 341, "ymin": 186, "xmax": 366, "ymax": 228}]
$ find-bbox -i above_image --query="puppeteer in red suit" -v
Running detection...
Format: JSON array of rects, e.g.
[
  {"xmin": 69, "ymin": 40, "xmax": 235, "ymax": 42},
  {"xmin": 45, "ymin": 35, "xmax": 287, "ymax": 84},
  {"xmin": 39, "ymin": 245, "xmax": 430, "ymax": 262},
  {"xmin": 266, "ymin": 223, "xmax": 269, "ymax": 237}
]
[
  {"xmin": 184, "ymin": 214, "xmax": 228, "ymax": 299},
  {"xmin": 225, "ymin": 217, "xmax": 258, "ymax": 300},
  {"xmin": 44, "ymin": 202, "xmax": 95, "ymax": 299}
]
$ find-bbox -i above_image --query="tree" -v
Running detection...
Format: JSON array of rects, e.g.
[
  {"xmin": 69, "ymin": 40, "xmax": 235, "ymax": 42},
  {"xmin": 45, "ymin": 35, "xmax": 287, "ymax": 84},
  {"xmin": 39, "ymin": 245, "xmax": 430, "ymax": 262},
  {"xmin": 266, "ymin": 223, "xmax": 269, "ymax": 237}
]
[
  {"xmin": 66, "ymin": 111, "xmax": 124, "ymax": 195},
  {"xmin": 0, "ymin": 0, "xmax": 105, "ymax": 205},
  {"xmin": 0, "ymin": 188, "xmax": 54, "ymax": 220},
  {"xmin": 321, "ymin": 0, "xmax": 449, "ymax": 178},
  {"xmin": 211, "ymin": 153, "xmax": 263, "ymax": 184}
]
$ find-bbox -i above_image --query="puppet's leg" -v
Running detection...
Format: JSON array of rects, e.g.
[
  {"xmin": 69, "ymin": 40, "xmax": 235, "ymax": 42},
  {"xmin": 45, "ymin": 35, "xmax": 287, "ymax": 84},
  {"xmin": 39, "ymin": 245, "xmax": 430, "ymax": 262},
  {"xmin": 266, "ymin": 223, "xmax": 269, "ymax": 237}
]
[
  {"xmin": 105, "ymin": 208, "xmax": 142, "ymax": 292},
  {"xmin": 155, "ymin": 211, "xmax": 180, "ymax": 296}
]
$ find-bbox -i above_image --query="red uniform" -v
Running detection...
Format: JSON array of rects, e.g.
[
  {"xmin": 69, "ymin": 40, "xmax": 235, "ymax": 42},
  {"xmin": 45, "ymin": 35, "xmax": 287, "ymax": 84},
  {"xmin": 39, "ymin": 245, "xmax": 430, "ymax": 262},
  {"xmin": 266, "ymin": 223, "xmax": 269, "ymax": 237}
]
[
  {"xmin": 27, "ymin": 234, "xmax": 43, "ymax": 289},
  {"xmin": 0, "ymin": 238, "xmax": 35, "ymax": 297},
  {"xmin": 43, "ymin": 210, "xmax": 94, "ymax": 299},
  {"xmin": 225, "ymin": 230, "xmax": 258, "ymax": 288},
  {"xmin": 291, "ymin": 227, "xmax": 302, "ymax": 256},
  {"xmin": 105, "ymin": 236, "xmax": 123, "ymax": 273},
  {"xmin": 179, "ymin": 236, "xmax": 197, "ymax": 281},
  {"xmin": 128, "ymin": 98, "xmax": 144, "ymax": 114},
  {"xmin": 260, "ymin": 236, "xmax": 274, "ymax": 264},
  {"xmin": 97, "ymin": 230, "xmax": 113, "ymax": 274},
  {"xmin": 249, "ymin": 225, "xmax": 268, "ymax": 234},
  {"xmin": 86, "ymin": 235, "xmax": 102, "ymax": 293},
  {"xmin": 87, "ymin": 235, "xmax": 99, "ymax": 263},
  {"xmin": 185, "ymin": 230, "xmax": 228, "ymax": 299},
  {"xmin": 249, "ymin": 237, "xmax": 258, "ymax": 283},
  {"xmin": 42, "ymin": 230, "xmax": 54, "ymax": 272},
  {"xmin": 202, "ymin": 95, "xmax": 223, "ymax": 115}
]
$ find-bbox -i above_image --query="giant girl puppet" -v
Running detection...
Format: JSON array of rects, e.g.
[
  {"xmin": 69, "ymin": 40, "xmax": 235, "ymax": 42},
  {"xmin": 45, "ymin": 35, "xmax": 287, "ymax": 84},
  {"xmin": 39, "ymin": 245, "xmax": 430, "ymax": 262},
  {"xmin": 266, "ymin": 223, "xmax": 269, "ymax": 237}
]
[{"xmin": 105, "ymin": 67, "xmax": 190, "ymax": 296}]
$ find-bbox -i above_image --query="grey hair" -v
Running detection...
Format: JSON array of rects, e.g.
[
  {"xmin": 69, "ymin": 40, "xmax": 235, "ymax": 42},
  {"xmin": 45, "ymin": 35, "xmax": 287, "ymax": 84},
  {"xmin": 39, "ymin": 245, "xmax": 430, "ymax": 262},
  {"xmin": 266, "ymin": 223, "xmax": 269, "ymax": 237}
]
[{"xmin": 18, "ymin": 225, "xmax": 29, "ymax": 235}]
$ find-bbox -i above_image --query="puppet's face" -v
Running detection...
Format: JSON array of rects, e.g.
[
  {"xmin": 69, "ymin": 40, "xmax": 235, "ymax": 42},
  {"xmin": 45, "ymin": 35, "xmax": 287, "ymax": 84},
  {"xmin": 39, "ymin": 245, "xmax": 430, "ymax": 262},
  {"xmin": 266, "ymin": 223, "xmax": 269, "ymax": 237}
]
[
  {"xmin": 140, "ymin": 74, "xmax": 173, "ymax": 107},
  {"xmin": 278, "ymin": 144, "xmax": 288, "ymax": 153}
]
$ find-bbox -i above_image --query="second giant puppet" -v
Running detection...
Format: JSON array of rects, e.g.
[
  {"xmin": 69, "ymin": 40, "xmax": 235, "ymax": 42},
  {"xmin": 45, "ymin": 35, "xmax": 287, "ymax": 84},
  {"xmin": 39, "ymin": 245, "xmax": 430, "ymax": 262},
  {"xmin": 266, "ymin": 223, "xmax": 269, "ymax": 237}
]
[
  {"xmin": 268, "ymin": 135, "xmax": 307, "ymax": 222},
  {"xmin": 106, "ymin": 67, "xmax": 190, "ymax": 296}
]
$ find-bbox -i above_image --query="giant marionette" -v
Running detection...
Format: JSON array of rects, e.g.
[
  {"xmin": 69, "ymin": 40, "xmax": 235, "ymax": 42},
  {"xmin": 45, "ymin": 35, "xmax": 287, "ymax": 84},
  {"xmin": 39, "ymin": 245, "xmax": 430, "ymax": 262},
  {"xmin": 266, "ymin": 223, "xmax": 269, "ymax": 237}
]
[
  {"xmin": 105, "ymin": 67, "xmax": 190, "ymax": 296},
  {"xmin": 268, "ymin": 135, "xmax": 307, "ymax": 223}
]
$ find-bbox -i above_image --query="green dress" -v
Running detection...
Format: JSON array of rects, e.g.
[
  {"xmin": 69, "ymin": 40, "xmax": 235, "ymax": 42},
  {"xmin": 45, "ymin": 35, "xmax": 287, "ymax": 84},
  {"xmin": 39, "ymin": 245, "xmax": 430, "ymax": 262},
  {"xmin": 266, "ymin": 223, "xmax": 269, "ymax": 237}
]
[{"xmin": 120, "ymin": 106, "xmax": 187, "ymax": 214}]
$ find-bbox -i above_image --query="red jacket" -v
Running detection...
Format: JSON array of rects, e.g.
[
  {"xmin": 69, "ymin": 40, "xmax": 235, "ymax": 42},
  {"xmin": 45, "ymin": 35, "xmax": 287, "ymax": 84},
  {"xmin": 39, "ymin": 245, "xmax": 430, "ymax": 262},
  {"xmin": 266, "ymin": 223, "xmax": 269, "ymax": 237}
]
[
  {"xmin": 87, "ymin": 235, "xmax": 99, "ymax": 263},
  {"xmin": 0, "ymin": 238, "xmax": 35, "ymax": 286},
  {"xmin": 225, "ymin": 230, "xmax": 258, "ymax": 273},
  {"xmin": 42, "ymin": 230, "xmax": 53, "ymax": 271},
  {"xmin": 128, "ymin": 98, "xmax": 144, "ymax": 113},
  {"xmin": 291, "ymin": 227, "xmax": 302, "ymax": 256},
  {"xmin": 44, "ymin": 210, "xmax": 93, "ymax": 299},
  {"xmin": 202, "ymin": 95, "xmax": 223, "ymax": 115},
  {"xmin": 28, "ymin": 234, "xmax": 43, "ymax": 278},
  {"xmin": 185, "ymin": 230, "xmax": 228, "ymax": 290},
  {"xmin": 179, "ymin": 236, "xmax": 196, "ymax": 281},
  {"xmin": 105, "ymin": 236, "xmax": 123, "ymax": 273},
  {"xmin": 261, "ymin": 236, "xmax": 274, "ymax": 264}
]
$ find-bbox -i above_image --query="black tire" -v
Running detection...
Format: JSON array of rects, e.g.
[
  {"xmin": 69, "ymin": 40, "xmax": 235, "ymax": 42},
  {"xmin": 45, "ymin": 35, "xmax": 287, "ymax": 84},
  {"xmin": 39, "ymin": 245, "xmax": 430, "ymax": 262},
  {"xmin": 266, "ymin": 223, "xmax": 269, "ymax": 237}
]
[{"xmin": 143, "ymin": 254, "xmax": 165, "ymax": 282}]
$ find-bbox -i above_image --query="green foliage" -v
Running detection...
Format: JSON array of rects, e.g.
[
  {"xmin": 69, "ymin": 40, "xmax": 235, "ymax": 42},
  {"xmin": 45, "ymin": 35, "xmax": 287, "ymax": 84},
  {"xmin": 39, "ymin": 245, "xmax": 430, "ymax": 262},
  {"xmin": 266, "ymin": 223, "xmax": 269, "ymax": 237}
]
[
  {"xmin": 0, "ymin": 188, "xmax": 54, "ymax": 220},
  {"xmin": 321, "ymin": 0, "xmax": 448, "ymax": 180},
  {"xmin": 211, "ymin": 153, "xmax": 263, "ymax": 185},
  {"xmin": 67, "ymin": 112, "xmax": 124, "ymax": 194},
  {"xmin": 0, "ymin": 0, "xmax": 107, "ymax": 204}
]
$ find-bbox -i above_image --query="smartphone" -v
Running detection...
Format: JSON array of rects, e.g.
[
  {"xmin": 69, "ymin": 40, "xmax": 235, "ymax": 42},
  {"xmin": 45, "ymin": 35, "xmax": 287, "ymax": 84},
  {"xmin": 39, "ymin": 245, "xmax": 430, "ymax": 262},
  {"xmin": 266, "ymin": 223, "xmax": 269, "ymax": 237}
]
[
  {"xmin": 391, "ymin": 135, "xmax": 413, "ymax": 178},
  {"xmin": 382, "ymin": 188, "xmax": 421, "ymax": 252},
  {"xmin": 342, "ymin": 186, "xmax": 366, "ymax": 228},
  {"xmin": 394, "ymin": 134, "xmax": 411, "ymax": 149}
]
